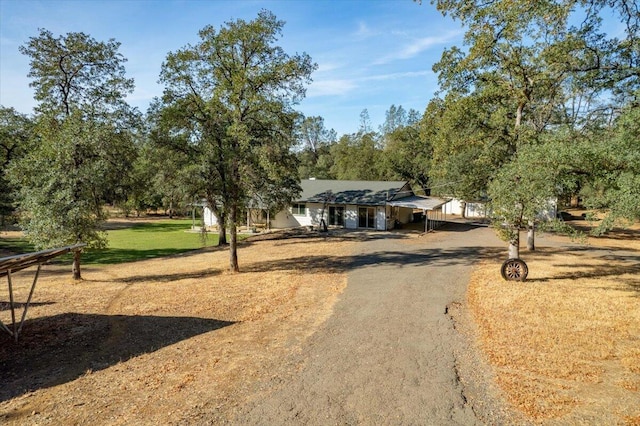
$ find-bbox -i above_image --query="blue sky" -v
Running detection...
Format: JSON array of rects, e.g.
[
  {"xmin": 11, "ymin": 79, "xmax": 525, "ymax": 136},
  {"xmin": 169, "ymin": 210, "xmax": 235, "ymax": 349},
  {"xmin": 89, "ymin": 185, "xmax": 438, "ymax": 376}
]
[{"xmin": 0, "ymin": 0, "xmax": 463, "ymax": 135}]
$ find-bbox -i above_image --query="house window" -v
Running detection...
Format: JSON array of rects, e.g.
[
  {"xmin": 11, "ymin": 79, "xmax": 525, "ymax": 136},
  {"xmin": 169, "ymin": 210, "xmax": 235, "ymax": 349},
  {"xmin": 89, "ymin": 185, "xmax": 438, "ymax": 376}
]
[
  {"xmin": 291, "ymin": 203, "xmax": 306, "ymax": 215},
  {"xmin": 329, "ymin": 206, "xmax": 345, "ymax": 227},
  {"xmin": 358, "ymin": 207, "xmax": 376, "ymax": 228}
]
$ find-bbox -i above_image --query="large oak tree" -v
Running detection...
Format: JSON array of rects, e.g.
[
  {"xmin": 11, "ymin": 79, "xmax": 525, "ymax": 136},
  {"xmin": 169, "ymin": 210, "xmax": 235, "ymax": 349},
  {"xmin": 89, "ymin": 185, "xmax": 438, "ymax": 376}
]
[
  {"xmin": 429, "ymin": 0, "xmax": 639, "ymax": 257},
  {"xmin": 9, "ymin": 29, "xmax": 137, "ymax": 279},
  {"xmin": 157, "ymin": 10, "xmax": 315, "ymax": 272}
]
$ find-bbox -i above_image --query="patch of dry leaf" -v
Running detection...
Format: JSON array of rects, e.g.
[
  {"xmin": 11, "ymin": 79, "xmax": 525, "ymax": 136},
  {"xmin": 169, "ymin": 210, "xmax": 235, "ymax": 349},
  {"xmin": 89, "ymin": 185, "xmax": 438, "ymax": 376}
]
[{"xmin": 468, "ymin": 230, "xmax": 640, "ymax": 424}]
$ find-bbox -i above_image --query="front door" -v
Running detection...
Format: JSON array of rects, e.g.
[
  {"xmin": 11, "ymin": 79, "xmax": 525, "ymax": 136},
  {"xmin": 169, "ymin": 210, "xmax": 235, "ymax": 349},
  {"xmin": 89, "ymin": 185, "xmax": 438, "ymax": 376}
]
[
  {"xmin": 358, "ymin": 207, "xmax": 376, "ymax": 229},
  {"xmin": 329, "ymin": 206, "xmax": 344, "ymax": 227}
]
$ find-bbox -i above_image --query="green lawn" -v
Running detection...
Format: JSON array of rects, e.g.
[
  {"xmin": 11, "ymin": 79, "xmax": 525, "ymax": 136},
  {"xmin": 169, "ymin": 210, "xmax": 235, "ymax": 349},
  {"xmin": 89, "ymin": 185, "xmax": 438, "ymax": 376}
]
[
  {"xmin": 1, "ymin": 220, "xmax": 228, "ymax": 265},
  {"xmin": 81, "ymin": 220, "xmax": 218, "ymax": 265},
  {"xmin": 0, "ymin": 236, "xmax": 35, "ymax": 255}
]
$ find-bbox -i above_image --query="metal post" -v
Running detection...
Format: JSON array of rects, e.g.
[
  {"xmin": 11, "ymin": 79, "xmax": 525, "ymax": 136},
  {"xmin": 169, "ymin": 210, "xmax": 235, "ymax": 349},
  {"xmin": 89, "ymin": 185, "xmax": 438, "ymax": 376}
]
[
  {"xmin": 424, "ymin": 210, "xmax": 427, "ymax": 233},
  {"xmin": 17, "ymin": 263, "xmax": 42, "ymax": 338},
  {"xmin": 0, "ymin": 273, "xmax": 13, "ymax": 336},
  {"xmin": 7, "ymin": 269, "xmax": 17, "ymax": 340},
  {"xmin": 192, "ymin": 200, "xmax": 196, "ymax": 229}
]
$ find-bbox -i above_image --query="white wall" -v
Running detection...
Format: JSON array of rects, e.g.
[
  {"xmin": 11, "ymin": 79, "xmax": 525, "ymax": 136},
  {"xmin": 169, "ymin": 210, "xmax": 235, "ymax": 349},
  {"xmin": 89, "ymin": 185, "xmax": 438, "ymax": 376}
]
[
  {"xmin": 399, "ymin": 207, "xmax": 414, "ymax": 224},
  {"xmin": 307, "ymin": 203, "xmax": 326, "ymax": 227},
  {"xmin": 271, "ymin": 209, "xmax": 303, "ymax": 228},
  {"xmin": 442, "ymin": 199, "xmax": 489, "ymax": 218},
  {"xmin": 271, "ymin": 202, "xmax": 328, "ymax": 229},
  {"xmin": 345, "ymin": 205, "xmax": 358, "ymax": 229},
  {"xmin": 376, "ymin": 206, "xmax": 386, "ymax": 230},
  {"xmin": 442, "ymin": 198, "xmax": 557, "ymax": 221},
  {"xmin": 203, "ymin": 207, "xmax": 218, "ymax": 227}
]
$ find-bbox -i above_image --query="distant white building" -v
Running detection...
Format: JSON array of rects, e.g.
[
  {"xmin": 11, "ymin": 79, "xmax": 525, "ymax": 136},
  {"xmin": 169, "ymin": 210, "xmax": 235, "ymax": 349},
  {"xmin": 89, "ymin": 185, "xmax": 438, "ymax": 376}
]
[
  {"xmin": 441, "ymin": 198, "xmax": 557, "ymax": 220},
  {"xmin": 442, "ymin": 199, "xmax": 491, "ymax": 218}
]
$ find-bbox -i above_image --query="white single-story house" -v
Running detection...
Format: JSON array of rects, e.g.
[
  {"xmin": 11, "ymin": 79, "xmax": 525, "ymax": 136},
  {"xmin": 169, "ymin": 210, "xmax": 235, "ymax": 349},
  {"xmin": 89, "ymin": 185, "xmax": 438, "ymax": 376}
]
[{"xmin": 203, "ymin": 179, "xmax": 449, "ymax": 231}]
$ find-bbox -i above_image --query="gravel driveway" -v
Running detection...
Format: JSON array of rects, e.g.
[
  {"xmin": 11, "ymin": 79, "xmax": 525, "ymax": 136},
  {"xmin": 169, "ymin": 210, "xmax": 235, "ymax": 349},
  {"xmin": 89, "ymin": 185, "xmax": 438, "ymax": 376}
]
[{"xmin": 228, "ymin": 222, "xmax": 507, "ymax": 425}]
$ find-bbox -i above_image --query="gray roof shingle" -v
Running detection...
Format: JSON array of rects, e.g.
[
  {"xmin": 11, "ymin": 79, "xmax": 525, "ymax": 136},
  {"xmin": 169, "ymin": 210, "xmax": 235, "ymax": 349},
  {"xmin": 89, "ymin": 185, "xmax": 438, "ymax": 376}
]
[{"xmin": 297, "ymin": 179, "xmax": 412, "ymax": 206}]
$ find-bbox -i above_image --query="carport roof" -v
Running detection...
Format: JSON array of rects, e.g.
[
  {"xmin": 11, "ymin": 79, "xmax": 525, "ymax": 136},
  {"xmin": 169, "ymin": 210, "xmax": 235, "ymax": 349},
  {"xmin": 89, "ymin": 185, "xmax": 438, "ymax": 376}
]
[
  {"xmin": 0, "ymin": 244, "xmax": 86, "ymax": 278},
  {"xmin": 387, "ymin": 195, "xmax": 450, "ymax": 211},
  {"xmin": 298, "ymin": 179, "xmax": 412, "ymax": 206}
]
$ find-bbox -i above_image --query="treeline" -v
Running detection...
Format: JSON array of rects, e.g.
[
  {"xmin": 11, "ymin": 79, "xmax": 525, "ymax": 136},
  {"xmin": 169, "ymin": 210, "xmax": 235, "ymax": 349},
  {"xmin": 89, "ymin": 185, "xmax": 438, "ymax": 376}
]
[
  {"xmin": 0, "ymin": 102, "xmax": 429, "ymax": 222},
  {"xmin": 295, "ymin": 106, "xmax": 431, "ymax": 194}
]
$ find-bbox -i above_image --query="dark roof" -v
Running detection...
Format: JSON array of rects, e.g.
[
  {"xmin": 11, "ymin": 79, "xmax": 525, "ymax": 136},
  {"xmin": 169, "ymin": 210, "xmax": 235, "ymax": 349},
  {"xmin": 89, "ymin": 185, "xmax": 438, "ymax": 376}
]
[{"xmin": 297, "ymin": 179, "xmax": 412, "ymax": 206}]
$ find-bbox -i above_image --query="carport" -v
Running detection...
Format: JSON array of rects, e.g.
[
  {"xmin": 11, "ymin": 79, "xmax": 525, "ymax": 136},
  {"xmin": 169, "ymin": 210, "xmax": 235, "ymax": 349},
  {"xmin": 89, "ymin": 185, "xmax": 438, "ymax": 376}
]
[
  {"xmin": 387, "ymin": 196, "xmax": 450, "ymax": 232},
  {"xmin": 0, "ymin": 244, "xmax": 85, "ymax": 341}
]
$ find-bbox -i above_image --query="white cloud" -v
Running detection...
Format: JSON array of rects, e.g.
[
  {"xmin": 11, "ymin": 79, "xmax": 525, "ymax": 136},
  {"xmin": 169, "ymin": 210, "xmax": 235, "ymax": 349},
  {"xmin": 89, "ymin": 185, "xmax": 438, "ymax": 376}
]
[
  {"xmin": 363, "ymin": 70, "xmax": 432, "ymax": 82},
  {"xmin": 402, "ymin": 36, "xmax": 449, "ymax": 57},
  {"xmin": 316, "ymin": 61, "xmax": 342, "ymax": 73},
  {"xmin": 354, "ymin": 20, "xmax": 374, "ymax": 38},
  {"xmin": 306, "ymin": 70, "xmax": 433, "ymax": 98},
  {"xmin": 374, "ymin": 31, "xmax": 462, "ymax": 65},
  {"xmin": 307, "ymin": 79, "xmax": 357, "ymax": 97}
]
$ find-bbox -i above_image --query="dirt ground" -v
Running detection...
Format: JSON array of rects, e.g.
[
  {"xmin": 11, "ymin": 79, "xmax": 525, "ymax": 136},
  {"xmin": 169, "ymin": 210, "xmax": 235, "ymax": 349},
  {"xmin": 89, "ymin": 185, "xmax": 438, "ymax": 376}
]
[
  {"xmin": 222, "ymin": 221, "xmax": 499, "ymax": 425},
  {"xmin": 0, "ymin": 227, "xmax": 358, "ymax": 424}
]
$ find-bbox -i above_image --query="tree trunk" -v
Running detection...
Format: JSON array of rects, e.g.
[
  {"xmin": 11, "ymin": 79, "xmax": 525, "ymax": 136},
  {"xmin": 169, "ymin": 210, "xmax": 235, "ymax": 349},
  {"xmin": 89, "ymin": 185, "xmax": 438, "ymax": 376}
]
[
  {"xmin": 509, "ymin": 102, "xmax": 526, "ymax": 260},
  {"xmin": 570, "ymin": 195, "xmax": 579, "ymax": 208},
  {"xmin": 508, "ymin": 230, "xmax": 520, "ymax": 259},
  {"xmin": 460, "ymin": 201, "xmax": 467, "ymax": 218},
  {"xmin": 217, "ymin": 211, "xmax": 228, "ymax": 245},
  {"xmin": 229, "ymin": 204, "xmax": 239, "ymax": 272},
  {"xmin": 527, "ymin": 220, "xmax": 535, "ymax": 251},
  {"xmin": 72, "ymin": 250, "xmax": 82, "ymax": 280}
]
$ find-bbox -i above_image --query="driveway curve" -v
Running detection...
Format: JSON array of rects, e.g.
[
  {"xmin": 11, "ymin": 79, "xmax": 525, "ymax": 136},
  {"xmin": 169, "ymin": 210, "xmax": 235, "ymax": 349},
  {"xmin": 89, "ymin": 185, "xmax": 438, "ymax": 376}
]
[{"xmin": 227, "ymin": 221, "xmax": 506, "ymax": 425}]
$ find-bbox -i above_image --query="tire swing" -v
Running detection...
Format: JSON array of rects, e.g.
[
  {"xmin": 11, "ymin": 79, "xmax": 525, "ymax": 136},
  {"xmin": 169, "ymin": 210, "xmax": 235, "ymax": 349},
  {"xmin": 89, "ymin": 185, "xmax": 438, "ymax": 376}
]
[{"xmin": 501, "ymin": 258, "xmax": 528, "ymax": 281}]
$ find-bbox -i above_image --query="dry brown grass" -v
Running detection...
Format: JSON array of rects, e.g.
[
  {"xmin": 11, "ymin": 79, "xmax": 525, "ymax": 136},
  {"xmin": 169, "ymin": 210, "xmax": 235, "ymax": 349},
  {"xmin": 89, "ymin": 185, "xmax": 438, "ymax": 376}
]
[
  {"xmin": 562, "ymin": 209, "xmax": 640, "ymax": 252},
  {"xmin": 468, "ymin": 229, "xmax": 640, "ymax": 424},
  {"xmin": 0, "ymin": 233, "xmax": 356, "ymax": 425}
]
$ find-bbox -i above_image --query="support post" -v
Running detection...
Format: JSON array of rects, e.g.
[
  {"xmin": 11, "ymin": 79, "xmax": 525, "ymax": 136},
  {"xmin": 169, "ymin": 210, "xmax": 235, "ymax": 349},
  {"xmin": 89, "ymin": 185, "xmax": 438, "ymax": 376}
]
[
  {"xmin": 2, "ymin": 264, "xmax": 43, "ymax": 341},
  {"xmin": 424, "ymin": 210, "xmax": 428, "ymax": 233},
  {"xmin": 192, "ymin": 202, "xmax": 195, "ymax": 229},
  {"xmin": 17, "ymin": 264, "xmax": 41, "ymax": 338},
  {"xmin": 0, "ymin": 271, "xmax": 13, "ymax": 335},
  {"xmin": 7, "ymin": 269, "xmax": 17, "ymax": 340}
]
